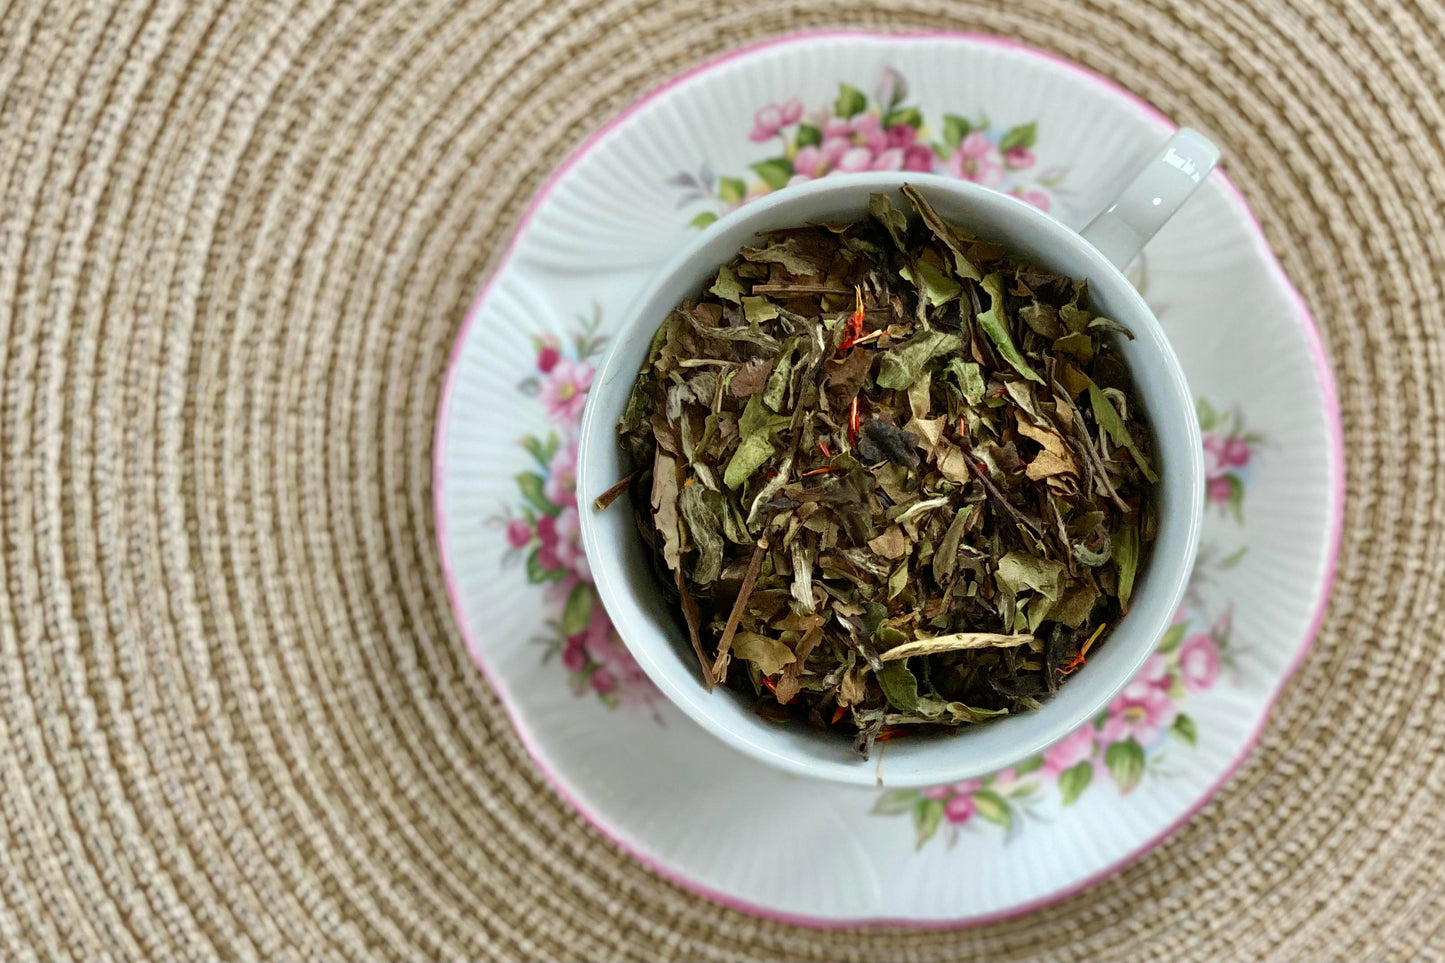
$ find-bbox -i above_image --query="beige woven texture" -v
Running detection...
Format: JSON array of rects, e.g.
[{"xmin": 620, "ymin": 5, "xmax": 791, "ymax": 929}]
[{"xmin": 1, "ymin": 0, "xmax": 1442, "ymax": 959}]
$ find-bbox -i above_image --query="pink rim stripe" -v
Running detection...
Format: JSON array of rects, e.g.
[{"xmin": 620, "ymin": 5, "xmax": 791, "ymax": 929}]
[{"xmin": 433, "ymin": 29, "xmax": 1346, "ymax": 929}]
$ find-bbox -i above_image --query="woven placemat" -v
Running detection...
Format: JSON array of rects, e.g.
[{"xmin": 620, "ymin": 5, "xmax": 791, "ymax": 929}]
[{"xmin": 2, "ymin": 0, "xmax": 1441, "ymax": 959}]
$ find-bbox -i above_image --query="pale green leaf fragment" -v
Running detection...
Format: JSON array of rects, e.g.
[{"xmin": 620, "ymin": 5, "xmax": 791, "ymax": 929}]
[
  {"xmin": 761, "ymin": 342, "xmax": 795, "ymax": 412},
  {"xmin": 888, "ymin": 560, "xmax": 909, "ymax": 599},
  {"xmin": 876, "ymin": 331, "xmax": 963, "ymax": 390},
  {"xmin": 900, "ymin": 260, "xmax": 962, "ymax": 306},
  {"xmin": 742, "ymin": 295, "xmax": 779, "ymax": 324},
  {"xmin": 945, "ymin": 358, "xmax": 986, "ymax": 403},
  {"xmin": 995, "ymin": 550, "xmax": 1067, "ymax": 602},
  {"xmin": 977, "ymin": 273, "xmax": 1044, "ymax": 384},
  {"xmin": 731, "ymin": 631, "xmax": 795, "ymax": 675},
  {"xmin": 900, "ymin": 183, "xmax": 981, "ymax": 280},
  {"xmin": 1088, "ymin": 383, "xmax": 1158, "ymax": 482},
  {"xmin": 869, "ymin": 193, "xmax": 910, "ymax": 251},
  {"xmin": 723, "ymin": 434, "xmax": 774, "ymax": 489},
  {"xmin": 876, "ymin": 661, "xmax": 922, "ymax": 714},
  {"xmin": 709, "ymin": 264, "xmax": 746, "ymax": 303},
  {"xmin": 1114, "ymin": 520, "xmax": 1140, "ymax": 612}
]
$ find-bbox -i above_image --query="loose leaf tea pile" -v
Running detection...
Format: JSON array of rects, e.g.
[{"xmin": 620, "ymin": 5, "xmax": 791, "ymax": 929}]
[{"xmin": 608, "ymin": 185, "xmax": 1156, "ymax": 756}]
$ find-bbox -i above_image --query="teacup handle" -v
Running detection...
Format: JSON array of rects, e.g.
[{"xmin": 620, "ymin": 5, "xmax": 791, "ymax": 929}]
[{"xmin": 1080, "ymin": 127, "xmax": 1220, "ymax": 270}]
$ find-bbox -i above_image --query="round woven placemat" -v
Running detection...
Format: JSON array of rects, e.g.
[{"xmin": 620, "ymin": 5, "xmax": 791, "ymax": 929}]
[{"xmin": 1, "ymin": 0, "xmax": 1441, "ymax": 959}]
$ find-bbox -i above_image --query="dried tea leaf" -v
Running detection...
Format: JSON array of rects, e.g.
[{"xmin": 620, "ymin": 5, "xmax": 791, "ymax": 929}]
[
  {"xmin": 730, "ymin": 359, "xmax": 773, "ymax": 398},
  {"xmin": 732, "ymin": 631, "xmax": 796, "ymax": 676},
  {"xmin": 611, "ymin": 183, "xmax": 1157, "ymax": 752},
  {"xmin": 1088, "ymin": 383, "xmax": 1158, "ymax": 482},
  {"xmin": 900, "ymin": 260, "xmax": 962, "ymax": 306},
  {"xmin": 876, "ymin": 331, "xmax": 963, "ymax": 390},
  {"xmin": 742, "ymin": 295, "xmax": 779, "ymax": 324},
  {"xmin": 879, "ymin": 632, "xmax": 1036, "ymax": 661},
  {"xmin": 976, "ymin": 273, "xmax": 1044, "ymax": 384},
  {"xmin": 710, "ymin": 264, "xmax": 746, "ymax": 303},
  {"xmin": 1016, "ymin": 417, "xmax": 1079, "ymax": 480},
  {"xmin": 996, "ymin": 551, "xmax": 1066, "ymax": 602},
  {"xmin": 868, "ymin": 526, "xmax": 909, "ymax": 560}
]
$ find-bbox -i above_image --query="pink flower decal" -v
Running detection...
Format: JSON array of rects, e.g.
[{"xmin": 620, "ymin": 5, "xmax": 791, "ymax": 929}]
[
  {"xmin": 674, "ymin": 72, "xmax": 1059, "ymax": 228},
  {"xmin": 1102, "ymin": 680, "xmax": 1179, "ymax": 747},
  {"xmin": 944, "ymin": 794, "xmax": 976, "ymax": 824},
  {"xmin": 1208, "ymin": 475, "xmax": 1234, "ymax": 504},
  {"xmin": 539, "ymin": 358, "xmax": 593, "ymax": 426},
  {"xmin": 1042, "ymin": 725, "xmax": 1096, "ymax": 776},
  {"xmin": 505, "ymin": 518, "xmax": 532, "ymax": 548},
  {"xmin": 545, "ymin": 442, "xmax": 578, "ymax": 508},
  {"xmin": 1004, "ymin": 145, "xmax": 1036, "ymax": 169},
  {"xmin": 946, "ymin": 132, "xmax": 1006, "ymax": 186},
  {"xmin": 903, "ymin": 145, "xmax": 935, "ymax": 172},
  {"xmin": 1178, "ymin": 633, "xmax": 1222, "ymax": 692},
  {"xmin": 749, "ymin": 99, "xmax": 804, "ymax": 142},
  {"xmin": 1223, "ymin": 437, "xmax": 1251, "ymax": 467}
]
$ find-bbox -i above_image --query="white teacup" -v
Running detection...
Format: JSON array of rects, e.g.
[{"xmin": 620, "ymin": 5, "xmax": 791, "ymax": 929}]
[{"xmin": 577, "ymin": 130, "xmax": 1214, "ymax": 787}]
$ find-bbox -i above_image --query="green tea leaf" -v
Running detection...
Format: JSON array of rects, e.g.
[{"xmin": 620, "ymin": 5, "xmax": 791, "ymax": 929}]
[
  {"xmin": 834, "ymin": 83, "xmax": 867, "ymax": 118},
  {"xmin": 1105, "ymin": 739, "xmax": 1146, "ymax": 794},
  {"xmin": 1058, "ymin": 760, "xmax": 1093, "ymax": 805},
  {"xmin": 561, "ymin": 582, "xmax": 594, "ymax": 635},
  {"xmin": 516, "ymin": 472, "xmax": 560, "ymax": 517},
  {"xmin": 1088, "ymin": 383, "xmax": 1157, "ymax": 481},
  {"xmin": 999, "ymin": 121, "xmax": 1037, "ymax": 152},
  {"xmin": 689, "ymin": 211, "xmax": 719, "ymax": 229},
  {"xmin": 876, "ymin": 331, "xmax": 963, "ymax": 390},
  {"xmin": 977, "ymin": 273, "xmax": 1044, "ymax": 384},
  {"xmin": 742, "ymin": 296, "xmax": 779, "ymax": 324},
  {"xmin": 973, "ymin": 789, "xmax": 1011, "ymax": 829},
  {"xmin": 877, "ymin": 661, "xmax": 921, "ymax": 714},
  {"xmin": 996, "ymin": 550, "xmax": 1066, "ymax": 602},
  {"xmin": 1171, "ymin": 713, "xmax": 1198, "ymax": 747},
  {"xmin": 732, "ymin": 631, "xmax": 796, "ymax": 675},
  {"xmin": 749, "ymin": 158, "xmax": 794, "ymax": 190},
  {"xmin": 868, "ymin": 192, "xmax": 910, "ymax": 252},
  {"xmin": 888, "ymin": 560, "xmax": 909, "ymax": 599},
  {"xmin": 900, "ymin": 260, "xmax": 962, "ymax": 306},
  {"xmin": 1114, "ymin": 521, "xmax": 1139, "ymax": 612},
  {"xmin": 945, "ymin": 358, "xmax": 986, "ymax": 403},
  {"xmin": 709, "ymin": 264, "xmax": 745, "ymax": 303},
  {"xmin": 1052, "ymin": 331, "xmax": 1094, "ymax": 363},
  {"xmin": 723, "ymin": 434, "xmax": 774, "ymax": 489}
]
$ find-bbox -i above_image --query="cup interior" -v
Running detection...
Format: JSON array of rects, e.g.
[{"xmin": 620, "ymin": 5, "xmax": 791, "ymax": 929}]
[{"xmin": 577, "ymin": 173, "xmax": 1202, "ymax": 787}]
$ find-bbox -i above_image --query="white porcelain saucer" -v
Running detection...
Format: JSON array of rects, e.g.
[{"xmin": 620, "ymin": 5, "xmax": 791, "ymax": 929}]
[{"xmin": 434, "ymin": 31, "xmax": 1342, "ymax": 926}]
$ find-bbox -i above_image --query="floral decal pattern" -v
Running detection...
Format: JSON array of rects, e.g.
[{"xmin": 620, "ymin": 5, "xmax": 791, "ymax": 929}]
[
  {"xmin": 872, "ymin": 399, "xmax": 1258, "ymax": 848},
  {"xmin": 1199, "ymin": 398, "xmax": 1260, "ymax": 521},
  {"xmin": 497, "ymin": 308, "xmax": 658, "ymax": 710},
  {"xmin": 669, "ymin": 69, "xmax": 1065, "ymax": 228}
]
